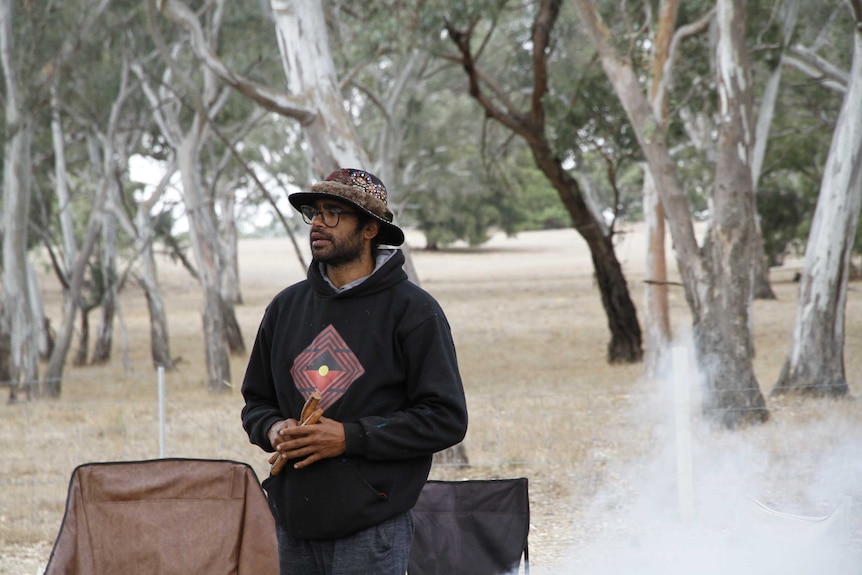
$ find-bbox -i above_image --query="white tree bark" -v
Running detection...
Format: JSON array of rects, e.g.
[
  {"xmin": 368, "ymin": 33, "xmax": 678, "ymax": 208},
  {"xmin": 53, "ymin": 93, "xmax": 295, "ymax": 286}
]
[
  {"xmin": 695, "ymin": 0, "xmax": 767, "ymax": 425},
  {"xmin": 270, "ymin": 0, "xmax": 365, "ymax": 175},
  {"xmin": 219, "ymin": 191, "xmax": 242, "ymax": 305},
  {"xmin": 43, "ymin": 41, "xmax": 132, "ymax": 394},
  {"xmin": 44, "ymin": 181, "xmax": 111, "ymax": 395},
  {"xmin": 86, "ymin": 126, "xmax": 125, "ymax": 366},
  {"xmin": 137, "ymin": 208, "xmax": 175, "ymax": 370},
  {"xmin": 109, "ymin": 164, "xmax": 177, "ymax": 370},
  {"xmin": 178, "ymin": 132, "xmax": 232, "ymax": 390},
  {"xmin": 158, "ymin": 0, "xmax": 421, "ymax": 283},
  {"xmin": 1, "ymin": 0, "xmax": 39, "ymax": 398},
  {"xmin": 574, "ymin": 0, "xmax": 769, "ymax": 427},
  {"xmin": 143, "ymin": 2, "xmax": 235, "ymax": 390},
  {"xmin": 26, "ymin": 261, "xmax": 49, "ymax": 358},
  {"xmin": 749, "ymin": 0, "xmax": 800, "ymax": 300},
  {"xmin": 775, "ymin": 15, "xmax": 862, "ymax": 397},
  {"xmin": 51, "ymin": 84, "xmax": 77, "ymax": 277},
  {"xmin": 92, "ymin": 180, "xmax": 119, "ymax": 364}
]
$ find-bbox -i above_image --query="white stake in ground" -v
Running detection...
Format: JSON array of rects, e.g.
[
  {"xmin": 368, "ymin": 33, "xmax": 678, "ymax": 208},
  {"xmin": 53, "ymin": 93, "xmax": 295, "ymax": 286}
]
[{"xmin": 673, "ymin": 345, "xmax": 694, "ymax": 522}]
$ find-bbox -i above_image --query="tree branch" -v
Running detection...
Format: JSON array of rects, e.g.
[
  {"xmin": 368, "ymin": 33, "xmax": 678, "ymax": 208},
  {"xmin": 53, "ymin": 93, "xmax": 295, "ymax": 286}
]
[
  {"xmin": 530, "ymin": 0, "xmax": 562, "ymax": 120},
  {"xmin": 155, "ymin": 0, "xmax": 316, "ymax": 122},
  {"xmin": 443, "ymin": 19, "xmax": 529, "ymax": 133},
  {"xmin": 653, "ymin": 7, "xmax": 715, "ymax": 120},
  {"xmin": 783, "ymin": 43, "xmax": 850, "ymax": 91}
]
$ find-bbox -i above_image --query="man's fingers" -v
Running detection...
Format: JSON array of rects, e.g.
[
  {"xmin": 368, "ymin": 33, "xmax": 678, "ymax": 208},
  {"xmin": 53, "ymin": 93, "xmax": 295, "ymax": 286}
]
[
  {"xmin": 292, "ymin": 454, "xmax": 319, "ymax": 469},
  {"xmin": 280, "ymin": 444, "xmax": 318, "ymax": 462}
]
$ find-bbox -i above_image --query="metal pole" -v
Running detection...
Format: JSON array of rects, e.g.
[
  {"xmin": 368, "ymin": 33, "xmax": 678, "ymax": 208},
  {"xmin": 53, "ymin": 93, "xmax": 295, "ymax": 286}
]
[{"xmin": 158, "ymin": 365, "xmax": 166, "ymax": 458}]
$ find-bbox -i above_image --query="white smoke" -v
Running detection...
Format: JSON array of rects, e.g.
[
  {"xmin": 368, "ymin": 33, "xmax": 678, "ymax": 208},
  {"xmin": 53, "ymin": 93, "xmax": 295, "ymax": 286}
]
[{"xmin": 546, "ymin": 339, "xmax": 862, "ymax": 575}]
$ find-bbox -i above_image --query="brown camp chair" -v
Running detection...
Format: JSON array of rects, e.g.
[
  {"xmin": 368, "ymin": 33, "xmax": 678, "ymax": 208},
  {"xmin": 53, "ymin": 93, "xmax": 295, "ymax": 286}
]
[
  {"xmin": 408, "ymin": 478, "xmax": 530, "ymax": 575},
  {"xmin": 44, "ymin": 459, "xmax": 278, "ymax": 575}
]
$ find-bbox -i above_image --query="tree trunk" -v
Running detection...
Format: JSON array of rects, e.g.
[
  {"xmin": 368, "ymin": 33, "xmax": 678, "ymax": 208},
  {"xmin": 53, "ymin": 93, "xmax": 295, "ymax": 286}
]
[
  {"xmin": 26, "ymin": 261, "xmax": 49, "ymax": 359},
  {"xmin": 74, "ymin": 308, "xmax": 91, "ymax": 367},
  {"xmin": 44, "ymin": 179, "xmax": 111, "ymax": 396},
  {"xmin": 642, "ymin": 0, "xmax": 679, "ymax": 375},
  {"xmin": 141, "ymin": 270, "xmax": 174, "ymax": 370},
  {"xmin": 1, "ymin": 0, "xmax": 39, "ymax": 398},
  {"xmin": 52, "ymin": 84, "xmax": 77, "ymax": 276},
  {"xmin": 219, "ymin": 192, "xmax": 243, "ymax": 305},
  {"xmin": 37, "ymin": 0, "xmax": 123, "ymax": 397},
  {"xmin": 694, "ymin": 0, "xmax": 768, "ymax": 425},
  {"xmin": 533, "ymin": 148, "xmax": 642, "ymax": 363},
  {"xmin": 750, "ymin": 222, "xmax": 775, "ymax": 299},
  {"xmin": 144, "ymin": 0, "xmax": 234, "ymax": 390},
  {"xmin": 217, "ymin": 192, "xmax": 246, "ymax": 355},
  {"xmin": 642, "ymin": 170, "xmax": 671, "ymax": 374},
  {"xmin": 0, "ymin": 302, "xmax": 15, "ymax": 402},
  {"xmin": 270, "ymin": 0, "xmax": 365, "ymax": 175},
  {"xmin": 575, "ymin": 0, "xmax": 769, "ymax": 426},
  {"xmin": 222, "ymin": 299, "xmax": 246, "ymax": 356},
  {"xmin": 178, "ymin": 133, "xmax": 232, "ymax": 391},
  {"xmin": 136, "ymin": 205, "xmax": 175, "ymax": 370},
  {"xmin": 693, "ymin": 288, "xmax": 767, "ymax": 426},
  {"xmin": 749, "ymin": 0, "xmax": 801, "ymax": 301},
  {"xmin": 592, "ymin": 238, "xmax": 643, "ymax": 363},
  {"xmin": 446, "ymin": 1, "xmax": 643, "ymax": 363},
  {"xmin": 3, "ymin": 129, "xmax": 39, "ymax": 394},
  {"xmin": 774, "ymin": 17, "xmax": 862, "ymax": 398},
  {"xmin": 92, "ymin": 201, "xmax": 118, "ymax": 364}
]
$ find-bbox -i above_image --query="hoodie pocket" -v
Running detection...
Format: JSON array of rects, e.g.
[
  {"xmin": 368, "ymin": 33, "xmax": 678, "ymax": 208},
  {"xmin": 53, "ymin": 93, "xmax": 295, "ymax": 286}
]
[{"xmin": 279, "ymin": 458, "xmax": 389, "ymax": 540}]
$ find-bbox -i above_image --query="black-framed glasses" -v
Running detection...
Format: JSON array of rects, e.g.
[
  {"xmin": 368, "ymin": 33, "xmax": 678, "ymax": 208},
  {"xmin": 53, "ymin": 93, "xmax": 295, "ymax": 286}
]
[{"xmin": 300, "ymin": 205, "xmax": 357, "ymax": 227}]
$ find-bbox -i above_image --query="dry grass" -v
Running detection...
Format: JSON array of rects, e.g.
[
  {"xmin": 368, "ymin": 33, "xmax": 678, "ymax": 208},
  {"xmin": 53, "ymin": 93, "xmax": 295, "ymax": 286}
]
[{"xmin": 1, "ymin": 224, "xmax": 861, "ymax": 574}]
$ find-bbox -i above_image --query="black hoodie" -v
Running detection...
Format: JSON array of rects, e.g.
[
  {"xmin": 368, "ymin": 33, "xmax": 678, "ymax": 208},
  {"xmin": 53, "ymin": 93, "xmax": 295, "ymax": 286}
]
[{"xmin": 241, "ymin": 249, "xmax": 468, "ymax": 540}]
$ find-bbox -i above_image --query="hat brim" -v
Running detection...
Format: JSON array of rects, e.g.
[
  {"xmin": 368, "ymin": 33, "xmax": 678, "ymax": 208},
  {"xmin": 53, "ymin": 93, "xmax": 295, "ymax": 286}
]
[{"xmin": 289, "ymin": 190, "xmax": 405, "ymax": 247}]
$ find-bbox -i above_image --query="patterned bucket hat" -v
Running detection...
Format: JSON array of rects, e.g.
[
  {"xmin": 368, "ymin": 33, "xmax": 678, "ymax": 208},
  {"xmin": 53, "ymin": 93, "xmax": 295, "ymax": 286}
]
[{"xmin": 289, "ymin": 168, "xmax": 405, "ymax": 246}]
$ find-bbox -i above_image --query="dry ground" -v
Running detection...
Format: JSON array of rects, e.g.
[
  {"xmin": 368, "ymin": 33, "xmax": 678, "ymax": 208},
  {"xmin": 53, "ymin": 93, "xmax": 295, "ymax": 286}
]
[{"xmin": 1, "ymin": 224, "xmax": 861, "ymax": 574}]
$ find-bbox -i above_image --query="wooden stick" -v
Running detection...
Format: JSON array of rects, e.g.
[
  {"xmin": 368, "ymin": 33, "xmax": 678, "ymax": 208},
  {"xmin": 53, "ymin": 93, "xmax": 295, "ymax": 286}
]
[
  {"xmin": 299, "ymin": 391, "xmax": 322, "ymax": 424},
  {"xmin": 300, "ymin": 408, "xmax": 323, "ymax": 427},
  {"xmin": 270, "ymin": 407, "xmax": 324, "ymax": 476},
  {"xmin": 266, "ymin": 392, "xmax": 321, "ymax": 467}
]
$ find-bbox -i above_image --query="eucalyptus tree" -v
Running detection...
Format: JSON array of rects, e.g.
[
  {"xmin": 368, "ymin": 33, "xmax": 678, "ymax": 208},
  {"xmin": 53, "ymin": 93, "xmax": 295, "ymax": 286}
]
[
  {"xmin": 139, "ymin": 0, "xmax": 250, "ymax": 391},
  {"xmin": 437, "ymin": 0, "xmax": 643, "ymax": 363},
  {"xmin": 155, "ymin": 0, "xmax": 429, "ymax": 283},
  {"xmin": 639, "ymin": 0, "xmax": 766, "ymax": 371},
  {"xmin": 774, "ymin": 0, "xmax": 862, "ymax": 398},
  {"xmin": 0, "ymin": 0, "xmax": 39, "ymax": 399},
  {"xmin": 755, "ymin": 1, "xmax": 858, "ymax": 265},
  {"xmin": 106, "ymin": 163, "xmax": 179, "ymax": 371},
  {"xmin": 640, "ymin": 0, "xmax": 677, "ymax": 375},
  {"xmin": 322, "ymin": 4, "xmax": 514, "ymax": 248},
  {"xmin": 43, "ymin": 9, "xmax": 140, "ymax": 394},
  {"xmin": 2, "ymin": 0, "xmax": 118, "ymax": 398},
  {"xmin": 739, "ymin": 0, "xmax": 801, "ymax": 302},
  {"xmin": 575, "ymin": 0, "xmax": 771, "ymax": 427},
  {"xmin": 156, "ymin": 0, "xmax": 364, "ymax": 171},
  {"xmin": 80, "ymin": 56, "xmax": 144, "ymax": 365}
]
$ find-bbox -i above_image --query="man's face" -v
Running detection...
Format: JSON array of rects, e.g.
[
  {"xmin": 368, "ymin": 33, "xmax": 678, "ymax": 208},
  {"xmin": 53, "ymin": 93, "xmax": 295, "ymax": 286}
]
[{"xmin": 306, "ymin": 200, "xmax": 365, "ymax": 265}]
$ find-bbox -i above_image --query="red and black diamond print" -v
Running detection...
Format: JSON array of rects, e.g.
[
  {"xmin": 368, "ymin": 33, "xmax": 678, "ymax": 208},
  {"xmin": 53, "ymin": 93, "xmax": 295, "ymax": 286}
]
[{"xmin": 290, "ymin": 324, "xmax": 365, "ymax": 411}]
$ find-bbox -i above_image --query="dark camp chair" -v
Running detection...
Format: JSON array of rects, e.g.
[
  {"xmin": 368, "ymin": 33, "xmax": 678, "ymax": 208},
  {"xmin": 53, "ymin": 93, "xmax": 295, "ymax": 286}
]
[
  {"xmin": 408, "ymin": 478, "xmax": 530, "ymax": 575},
  {"xmin": 44, "ymin": 459, "xmax": 278, "ymax": 575}
]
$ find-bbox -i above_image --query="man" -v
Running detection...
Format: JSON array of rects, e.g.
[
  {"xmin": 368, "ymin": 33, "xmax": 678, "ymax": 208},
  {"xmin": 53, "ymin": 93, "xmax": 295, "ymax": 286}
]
[{"xmin": 241, "ymin": 168, "xmax": 468, "ymax": 575}]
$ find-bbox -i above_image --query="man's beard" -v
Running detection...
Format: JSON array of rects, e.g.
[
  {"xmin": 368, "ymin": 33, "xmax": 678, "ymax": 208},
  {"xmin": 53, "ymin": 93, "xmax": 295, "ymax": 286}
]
[{"xmin": 311, "ymin": 225, "xmax": 365, "ymax": 267}]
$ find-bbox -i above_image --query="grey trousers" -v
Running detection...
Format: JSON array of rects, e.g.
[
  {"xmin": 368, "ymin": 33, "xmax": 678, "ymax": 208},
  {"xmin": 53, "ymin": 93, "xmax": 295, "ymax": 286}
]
[{"xmin": 276, "ymin": 511, "xmax": 414, "ymax": 575}]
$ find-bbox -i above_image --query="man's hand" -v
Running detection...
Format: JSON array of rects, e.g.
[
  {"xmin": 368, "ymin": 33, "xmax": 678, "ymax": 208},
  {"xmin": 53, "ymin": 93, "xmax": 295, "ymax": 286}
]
[
  {"xmin": 267, "ymin": 419, "xmax": 296, "ymax": 450},
  {"xmin": 275, "ymin": 417, "xmax": 346, "ymax": 469}
]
